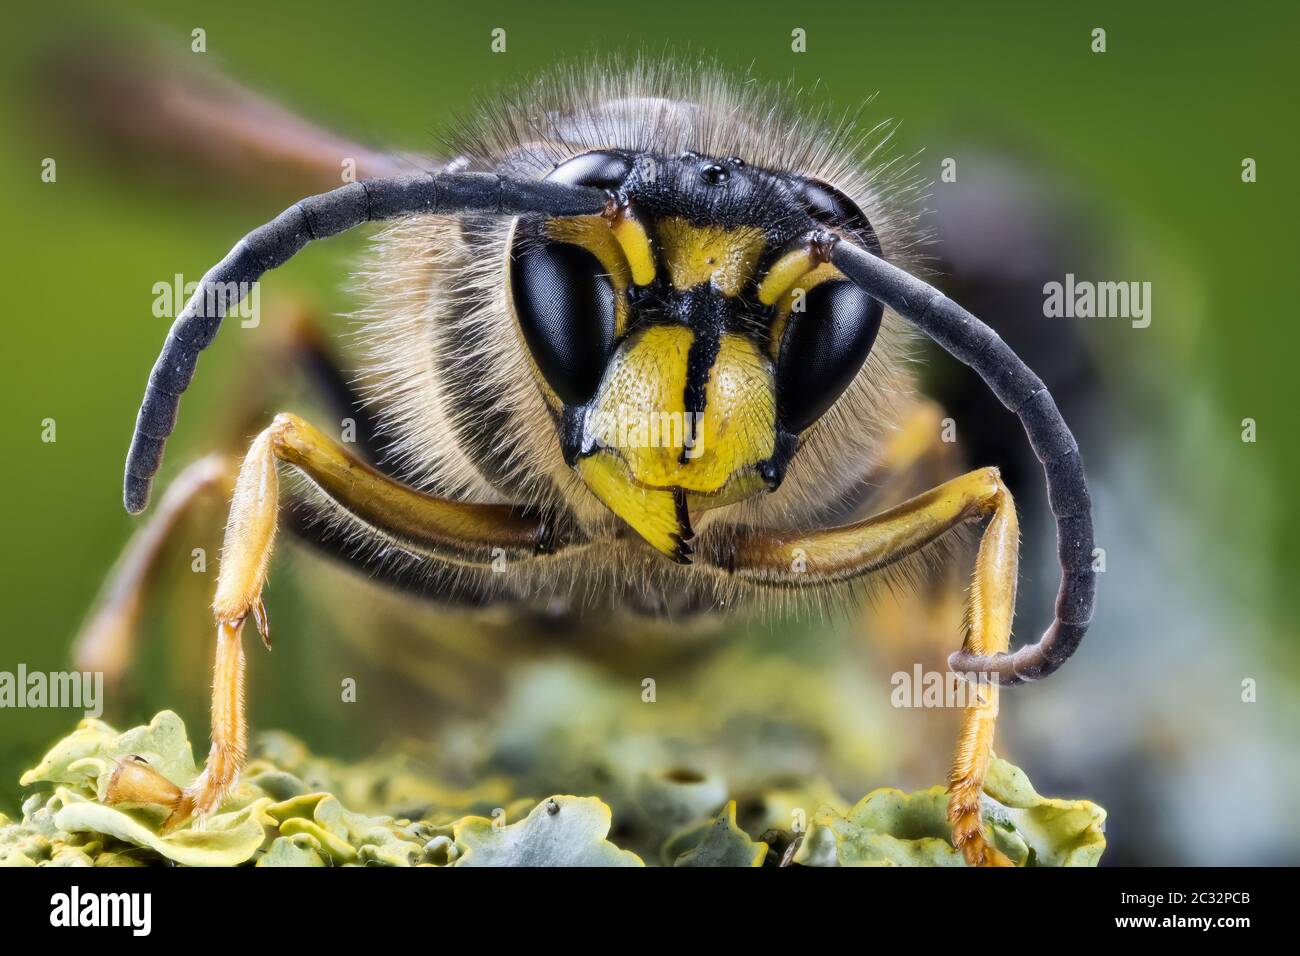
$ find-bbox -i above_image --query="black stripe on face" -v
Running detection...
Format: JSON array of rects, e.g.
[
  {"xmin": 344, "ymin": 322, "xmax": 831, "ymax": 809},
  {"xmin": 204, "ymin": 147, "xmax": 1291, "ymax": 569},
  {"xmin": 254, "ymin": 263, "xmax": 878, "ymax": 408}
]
[{"xmin": 681, "ymin": 324, "xmax": 721, "ymax": 464}]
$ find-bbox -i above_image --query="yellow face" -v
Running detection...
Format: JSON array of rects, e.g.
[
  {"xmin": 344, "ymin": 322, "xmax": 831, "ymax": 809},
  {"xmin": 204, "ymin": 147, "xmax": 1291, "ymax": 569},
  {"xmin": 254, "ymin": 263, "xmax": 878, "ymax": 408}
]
[
  {"xmin": 577, "ymin": 324, "xmax": 776, "ymax": 558},
  {"xmin": 560, "ymin": 215, "xmax": 791, "ymax": 558},
  {"xmin": 510, "ymin": 183, "xmax": 875, "ymax": 561}
]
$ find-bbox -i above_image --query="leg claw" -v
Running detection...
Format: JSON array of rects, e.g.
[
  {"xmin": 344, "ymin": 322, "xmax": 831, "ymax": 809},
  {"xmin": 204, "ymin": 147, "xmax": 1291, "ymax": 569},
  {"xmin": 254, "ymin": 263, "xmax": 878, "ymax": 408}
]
[{"xmin": 251, "ymin": 597, "xmax": 271, "ymax": 650}]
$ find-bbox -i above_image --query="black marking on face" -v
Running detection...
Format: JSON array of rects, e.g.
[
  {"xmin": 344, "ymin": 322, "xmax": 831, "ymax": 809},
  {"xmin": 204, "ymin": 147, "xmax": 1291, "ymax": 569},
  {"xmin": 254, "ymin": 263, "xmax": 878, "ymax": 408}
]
[
  {"xmin": 617, "ymin": 151, "xmax": 807, "ymax": 240},
  {"xmin": 681, "ymin": 321, "xmax": 722, "ymax": 462}
]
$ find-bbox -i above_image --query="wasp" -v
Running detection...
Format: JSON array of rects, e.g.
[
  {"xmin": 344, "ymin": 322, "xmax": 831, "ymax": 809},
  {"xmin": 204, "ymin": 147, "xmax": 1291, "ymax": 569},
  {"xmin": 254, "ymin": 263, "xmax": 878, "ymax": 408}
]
[{"xmin": 74, "ymin": 56, "xmax": 1095, "ymax": 867}]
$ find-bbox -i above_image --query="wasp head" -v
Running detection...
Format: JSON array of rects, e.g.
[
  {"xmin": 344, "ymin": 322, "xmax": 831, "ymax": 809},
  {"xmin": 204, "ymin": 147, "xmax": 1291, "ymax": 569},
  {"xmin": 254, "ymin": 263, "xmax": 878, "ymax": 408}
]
[{"xmin": 508, "ymin": 149, "xmax": 883, "ymax": 560}]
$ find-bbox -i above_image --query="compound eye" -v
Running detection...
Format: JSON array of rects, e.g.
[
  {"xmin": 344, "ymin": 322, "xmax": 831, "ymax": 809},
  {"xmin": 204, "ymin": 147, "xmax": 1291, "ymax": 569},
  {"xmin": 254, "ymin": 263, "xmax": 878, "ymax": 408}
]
[
  {"xmin": 792, "ymin": 178, "xmax": 881, "ymax": 253},
  {"xmin": 546, "ymin": 150, "xmax": 633, "ymax": 189},
  {"xmin": 775, "ymin": 279, "xmax": 883, "ymax": 433},
  {"xmin": 511, "ymin": 236, "xmax": 615, "ymax": 406}
]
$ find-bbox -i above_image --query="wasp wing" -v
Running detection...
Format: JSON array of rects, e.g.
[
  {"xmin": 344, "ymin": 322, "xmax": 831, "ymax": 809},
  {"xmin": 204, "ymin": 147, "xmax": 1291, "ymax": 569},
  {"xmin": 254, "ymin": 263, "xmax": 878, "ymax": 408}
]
[{"xmin": 38, "ymin": 34, "xmax": 425, "ymax": 194}]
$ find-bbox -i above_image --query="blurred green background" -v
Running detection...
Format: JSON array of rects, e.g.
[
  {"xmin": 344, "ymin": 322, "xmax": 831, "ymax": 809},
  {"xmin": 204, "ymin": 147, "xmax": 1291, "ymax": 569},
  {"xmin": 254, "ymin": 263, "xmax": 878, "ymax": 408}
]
[{"xmin": 1, "ymin": 0, "xmax": 1297, "ymax": 864}]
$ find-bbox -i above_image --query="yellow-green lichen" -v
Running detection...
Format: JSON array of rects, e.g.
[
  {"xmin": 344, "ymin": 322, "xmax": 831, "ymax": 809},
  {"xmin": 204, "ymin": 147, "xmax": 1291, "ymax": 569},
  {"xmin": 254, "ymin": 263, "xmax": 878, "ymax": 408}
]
[{"xmin": 3, "ymin": 710, "xmax": 1105, "ymax": 868}]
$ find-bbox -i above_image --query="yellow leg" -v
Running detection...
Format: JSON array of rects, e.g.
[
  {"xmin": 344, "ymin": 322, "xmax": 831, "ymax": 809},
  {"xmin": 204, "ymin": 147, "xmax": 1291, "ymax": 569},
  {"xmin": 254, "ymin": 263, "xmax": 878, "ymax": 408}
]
[
  {"xmin": 718, "ymin": 466, "xmax": 1019, "ymax": 866},
  {"xmin": 74, "ymin": 455, "xmax": 232, "ymax": 684},
  {"xmin": 114, "ymin": 411, "xmax": 571, "ymax": 825},
  {"xmin": 947, "ymin": 481, "xmax": 1017, "ymax": 867},
  {"xmin": 78, "ymin": 300, "xmax": 380, "ymax": 691},
  {"xmin": 725, "ymin": 467, "xmax": 1006, "ymax": 583},
  {"xmin": 163, "ymin": 620, "xmax": 246, "ymax": 828}
]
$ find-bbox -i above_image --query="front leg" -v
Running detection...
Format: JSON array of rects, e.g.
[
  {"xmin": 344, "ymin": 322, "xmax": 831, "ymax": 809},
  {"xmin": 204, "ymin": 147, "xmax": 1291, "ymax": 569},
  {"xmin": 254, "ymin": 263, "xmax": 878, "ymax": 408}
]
[
  {"xmin": 110, "ymin": 412, "xmax": 570, "ymax": 827},
  {"xmin": 712, "ymin": 466, "xmax": 1018, "ymax": 866}
]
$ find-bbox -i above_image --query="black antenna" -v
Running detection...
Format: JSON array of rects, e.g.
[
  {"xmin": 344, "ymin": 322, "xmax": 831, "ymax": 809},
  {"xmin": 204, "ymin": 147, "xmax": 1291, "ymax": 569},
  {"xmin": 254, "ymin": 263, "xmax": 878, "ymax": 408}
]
[
  {"xmin": 123, "ymin": 173, "xmax": 608, "ymax": 515},
  {"xmin": 830, "ymin": 237, "xmax": 1095, "ymax": 686}
]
